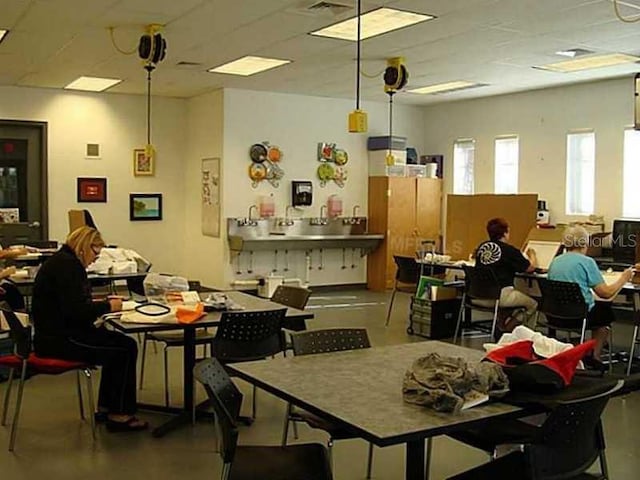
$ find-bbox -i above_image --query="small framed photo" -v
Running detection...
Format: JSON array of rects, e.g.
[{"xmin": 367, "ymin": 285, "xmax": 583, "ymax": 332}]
[
  {"xmin": 77, "ymin": 177, "xmax": 107, "ymax": 203},
  {"xmin": 133, "ymin": 148, "xmax": 154, "ymax": 176},
  {"xmin": 130, "ymin": 193, "xmax": 162, "ymax": 221}
]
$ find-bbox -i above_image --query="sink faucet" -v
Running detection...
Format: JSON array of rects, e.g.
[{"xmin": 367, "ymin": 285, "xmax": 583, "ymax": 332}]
[
  {"xmin": 248, "ymin": 205, "xmax": 258, "ymax": 220},
  {"xmin": 320, "ymin": 205, "xmax": 328, "ymax": 219},
  {"xmin": 352, "ymin": 205, "xmax": 361, "ymax": 217},
  {"xmin": 286, "ymin": 205, "xmax": 296, "ymax": 220}
]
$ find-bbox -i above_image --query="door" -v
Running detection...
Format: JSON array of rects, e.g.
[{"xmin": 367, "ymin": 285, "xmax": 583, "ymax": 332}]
[{"xmin": 0, "ymin": 121, "xmax": 47, "ymax": 247}]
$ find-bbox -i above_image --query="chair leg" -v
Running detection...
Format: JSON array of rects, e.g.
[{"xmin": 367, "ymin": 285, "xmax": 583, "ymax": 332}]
[
  {"xmin": 425, "ymin": 437, "xmax": 433, "ymax": 480},
  {"xmin": 366, "ymin": 443, "xmax": 374, "ymax": 479},
  {"xmin": 251, "ymin": 385, "xmax": 257, "ymax": 419},
  {"xmin": 608, "ymin": 327, "xmax": 614, "ymax": 374},
  {"xmin": 8, "ymin": 361, "xmax": 28, "ymax": 452},
  {"xmin": 385, "ymin": 287, "xmax": 398, "ymax": 326},
  {"xmin": 163, "ymin": 345, "xmax": 170, "ymax": 407},
  {"xmin": 628, "ymin": 325, "xmax": 639, "ymax": 376},
  {"xmin": 327, "ymin": 438, "xmax": 334, "ymax": 472},
  {"xmin": 84, "ymin": 369, "xmax": 96, "ymax": 441},
  {"xmin": 76, "ymin": 370, "xmax": 85, "ymax": 420},
  {"xmin": 490, "ymin": 301, "xmax": 499, "ymax": 340},
  {"xmin": 454, "ymin": 295, "xmax": 466, "ymax": 344},
  {"xmin": 139, "ymin": 332, "xmax": 148, "ymax": 389},
  {"xmin": 580, "ymin": 318, "xmax": 587, "ymax": 344},
  {"xmin": 292, "ymin": 417, "xmax": 299, "ymax": 439},
  {"xmin": 1, "ymin": 368, "xmax": 15, "ymax": 426},
  {"xmin": 221, "ymin": 462, "xmax": 231, "ymax": 480},
  {"xmin": 281, "ymin": 403, "xmax": 291, "ymax": 446}
]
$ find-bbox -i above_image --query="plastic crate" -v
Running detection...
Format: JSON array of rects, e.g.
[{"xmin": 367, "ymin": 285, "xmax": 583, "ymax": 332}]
[{"xmin": 408, "ymin": 296, "xmax": 460, "ymax": 339}]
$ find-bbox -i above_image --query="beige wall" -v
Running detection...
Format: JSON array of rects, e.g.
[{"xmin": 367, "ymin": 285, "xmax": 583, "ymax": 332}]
[
  {"xmin": 0, "ymin": 85, "xmax": 187, "ymax": 274},
  {"xmin": 422, "ymin": 77, "xmax": 632, "ymax": 228}
]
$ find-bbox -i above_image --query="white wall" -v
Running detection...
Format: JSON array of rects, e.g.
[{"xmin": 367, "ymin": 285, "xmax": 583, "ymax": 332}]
[
  {"xmin": 184, "ymin": 89, "xmax": 225, "ymax": 288},
  {"xmin": 422, "ymin": 77, "xmax": 633, "ymax": 227},
  {"xmin": 0, "ymin": 85, "xmax": 188, "ymax": 274},
  {"xmin": 221, "ymin": 88, "xmax": 425, "ymax": 287}
]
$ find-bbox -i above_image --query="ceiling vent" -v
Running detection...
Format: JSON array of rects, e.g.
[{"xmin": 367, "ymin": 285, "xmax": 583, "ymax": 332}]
[
  {"xmin": 176, "ymin": 61, "xmax": 203, "ymax": 67},
  {"xmin": 291, "ymin": 1, "xmax": 353, "ymax": 16}
]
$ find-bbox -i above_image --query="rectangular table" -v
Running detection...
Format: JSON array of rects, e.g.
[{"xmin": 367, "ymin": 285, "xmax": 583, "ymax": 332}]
[
  {"xmin": 227, "ymin": 341, "xmax": 522, "ymax": 480},
  {"xmin": 109, "ymin": 290, "xmax": 313, "ymax": 437}
]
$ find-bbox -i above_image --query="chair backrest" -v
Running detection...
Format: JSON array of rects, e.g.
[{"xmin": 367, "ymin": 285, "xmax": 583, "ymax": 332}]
[
  {"xmin": 291, "ymin": 328, "xmax": 371, "ymax": 356},
  {"xmin": 538, "ymin": 279, "xmax": 588, "ymax": 323},
  {"xmin": 213, "ymin": 308, "xmax": 287, "ymax": 362},
  {"xmin": 24, "ymin": 240, "xmax": 58, "ymax": 250},
  {"xmin": 526, "ymin": 380, "xmax": 623, "ymax": 479},
  {"xmin": 393, "ymin": 255, "xmax": 421, "ymax": 285},
  {"xmin": 0, "ymin": 306, "xmax": 31, "ymax": 359},
  {"xmin": 462, "ymin": 265, "xmax": 501, "ymax": 301},
  {"xmin": 271, "ymin": 285, "xmax": 311, "ymax": 310},
  {"xmin": 193, "ymin": 358, "xmax": 242, "ymax": 465}
]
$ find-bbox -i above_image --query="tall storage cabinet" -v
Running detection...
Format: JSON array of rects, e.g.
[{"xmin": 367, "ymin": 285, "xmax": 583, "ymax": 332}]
[{"xmin": 367, "ymin": 177, "xmax": 442, "ymax": 291}]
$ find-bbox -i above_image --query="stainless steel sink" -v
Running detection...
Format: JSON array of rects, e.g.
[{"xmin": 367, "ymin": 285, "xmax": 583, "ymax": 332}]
[{"xmin": 227, "ymin": 217, "xmax": 384, "ymax": 253}]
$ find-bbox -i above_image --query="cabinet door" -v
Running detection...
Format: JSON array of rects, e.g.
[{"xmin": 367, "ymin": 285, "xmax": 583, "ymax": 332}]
[
  {"xmin": 416, "ymin": 178, "xmax": 442, "ymax": 250},
  {"xmin": 388, "ymin": 177, "xmax": 417, "ymax": 259}
]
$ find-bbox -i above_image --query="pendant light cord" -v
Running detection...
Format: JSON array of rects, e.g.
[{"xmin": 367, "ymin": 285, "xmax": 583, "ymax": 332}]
[
  {"xmin": 388, "ymin": 91, "xmax": 395, "ymax": 153},
  {"xmin": 356, "ymin": 0, "xmax": 361, "ymax": 110},
  {"xmin": 145, "ymin": 65, "xmax": 154, "ymax": 146}
]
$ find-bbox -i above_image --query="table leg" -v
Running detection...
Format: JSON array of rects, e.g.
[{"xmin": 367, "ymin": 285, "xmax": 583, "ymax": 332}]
[
  {"xmin": 151, "ymin": 327, "xmax": 197, "ymax": 438},
  {"xmin": 406, "ymin": 439, "xmax": 426, "ymax": 480}
]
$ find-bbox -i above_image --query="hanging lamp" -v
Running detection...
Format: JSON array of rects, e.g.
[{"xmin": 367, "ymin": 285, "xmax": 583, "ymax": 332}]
[{"xmin": 348, "ymin": 0, "xmax": 367, "ymax": 133}]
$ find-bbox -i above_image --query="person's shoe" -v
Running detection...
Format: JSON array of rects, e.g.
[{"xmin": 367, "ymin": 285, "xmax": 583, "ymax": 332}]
[
  {"xmin": 105, "ymin": 416, "xmax": 149, "ymax": 433},
  {"xmin": 583, "ymin": 356, "xmax": 607, "ymax": 373},
  {"xmin": 94, "ymin": 411, "xmax": 108, "ymax": 423}
]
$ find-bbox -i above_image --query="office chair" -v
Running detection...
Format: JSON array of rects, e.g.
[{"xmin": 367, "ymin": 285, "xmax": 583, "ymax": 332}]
[{"xmin": 385, "ymin": 255, "xmax": 421, "ymax": 326}]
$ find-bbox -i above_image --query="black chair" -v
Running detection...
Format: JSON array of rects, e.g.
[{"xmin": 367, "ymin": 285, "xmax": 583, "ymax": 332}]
[
  {"xmin": 212, "ymin": 308, "xmax": 287, "ymax": 419},
  {"xmin": 271, "ymin": 285, "xmax": 312, "ymax": 353},
  {"xmin": 447, "ymin": 380, "xmax": 623, "ymax": 480},
  {"xmin": 0, "ymin": 307, "xmax": 96, "ymax": 451},
  {"xmin": 385, "ymin": 255, "xmax": 421, "ymax": 326},
  {"xmin": 453, "ymin": 265, "xmax": 503, "ymax": 343},
  {"xmin": 193, "ymin": 358, "xmax": 333, "ymax": 480},
  {"xmin": 283, "ymin": 328, "xmax": 375, "ymax": 479}
]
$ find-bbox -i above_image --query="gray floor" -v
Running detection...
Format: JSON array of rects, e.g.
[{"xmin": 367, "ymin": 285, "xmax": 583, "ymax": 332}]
[{"xmin": 1, "ymin": 289, "xmax": 639, "ymax": 479}]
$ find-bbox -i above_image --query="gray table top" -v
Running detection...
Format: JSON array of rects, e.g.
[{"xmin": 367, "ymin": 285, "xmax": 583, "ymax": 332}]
[
  {"xmin": 109, "ymin": 290, "xmax": 313, "ymax": 333},
  {"xmin": 228, "ymin": 341, "xmax": 522, "ymax": 447}
]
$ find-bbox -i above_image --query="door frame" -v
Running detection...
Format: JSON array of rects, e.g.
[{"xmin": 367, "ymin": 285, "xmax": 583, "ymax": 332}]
[{"xmin": 0, "ymin": 119, "xmax": 48, "ymax": 239}]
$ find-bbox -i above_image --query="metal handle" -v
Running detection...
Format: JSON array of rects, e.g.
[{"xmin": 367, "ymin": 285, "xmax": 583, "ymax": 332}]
[{"xmin": 29, "ymin": 221, "xmax": 41, "ymax": 228}]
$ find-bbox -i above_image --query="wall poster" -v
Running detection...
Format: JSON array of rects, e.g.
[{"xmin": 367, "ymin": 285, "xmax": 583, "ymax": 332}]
[{"xmin": 201, "ymin": 158, "xmax": 220, "ymax": 237}]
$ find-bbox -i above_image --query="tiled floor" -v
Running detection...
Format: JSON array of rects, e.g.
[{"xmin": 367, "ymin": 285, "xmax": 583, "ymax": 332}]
[{"xmin": 1, "ymin": 288, "xmax": 639, "ymax": 479}]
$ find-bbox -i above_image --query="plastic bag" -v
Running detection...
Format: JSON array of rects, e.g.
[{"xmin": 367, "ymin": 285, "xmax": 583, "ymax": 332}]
[{"xmin": 143, "ymin": 273, "xmax": 189, "ymax": 303}]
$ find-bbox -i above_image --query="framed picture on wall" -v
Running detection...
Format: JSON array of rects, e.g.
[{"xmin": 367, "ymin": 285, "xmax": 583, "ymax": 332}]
[
  {"xmin": 77, "ymin": 177, "xmax": 107, "ymax": 203},
  {"xmin": 133, "ymin": 148, "xmax": 154, "ymax": 176},
  {"xmin": 130, "ymin": 193, "xmax": 162, "ymax": 221}
]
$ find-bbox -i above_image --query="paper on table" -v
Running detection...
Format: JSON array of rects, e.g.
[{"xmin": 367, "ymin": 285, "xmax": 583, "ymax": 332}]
[
  {"xmin": 461, "ymin": 391, "xmax": 490, "ymax": 410},
  {"xmin": 524, "ymin": 240, "xmax": 562, "ymax": 270},
  {"xmin": 121, "ymin": 300, "xmax": 142, "ymax": 311},
  {"xmin": 119, "ymin": 306, "xmax": 178, "ymax": 324}
]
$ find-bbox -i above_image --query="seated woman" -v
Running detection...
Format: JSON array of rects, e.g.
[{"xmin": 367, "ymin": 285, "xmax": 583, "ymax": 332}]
[
  {"xmin": 32, "ymin": 226, "xmax": 147, "ymax": 432},
  {"xmin": 474, "ymin": 217, "xmax": 539, "ymax": 331},
  {"xmin": 548, "ymin": 225, "xmax": 632, "ymax": 365}
]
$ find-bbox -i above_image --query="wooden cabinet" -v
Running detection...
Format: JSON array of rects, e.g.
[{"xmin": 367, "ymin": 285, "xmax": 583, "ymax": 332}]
[{"xmin": 367, "ymin": 177, "xmax": 442, "ymax": 291}]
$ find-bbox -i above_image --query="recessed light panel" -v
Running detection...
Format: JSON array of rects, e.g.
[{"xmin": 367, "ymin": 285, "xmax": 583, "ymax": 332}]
[
  {"xmin": 310, "ymin": 7, "xmax": 435, "ymax": 41},
  {"xmin": 536, "ymin": 53, "xmax": 640, "ymax": 73},
  {"xmin": 208, "ymin": 56, "xmax": 291, "ymax": 76},
  {"xmin": 64, "ymin": 76, "xmax": 122, "ymax": 92},
  {"xmin": 408, "ymin": 81, "xmax": 484, "ymax": 95}
]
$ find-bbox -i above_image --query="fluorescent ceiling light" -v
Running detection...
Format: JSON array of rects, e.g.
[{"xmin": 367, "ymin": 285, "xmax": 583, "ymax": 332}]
[
  {"xmin": 64, "ymin": 76, "xmax": 122, "ymax": 92},
  {"xmin": 555, "ymin": 48, "xmax": 592, "ymax": 58},
  {"xmin": 0, "ymin": 29, "xmax": 8, "ymax": 44},
  {"xmin": 536, "ymin": 53, "xmax": 640, "ymax": 73},
  {"xmin": 407, "ymin": 81, "xmax": 483, "ymax": 95},
  {"xmin": 208, "ymin": 56, "xmax": 291, "ymax": 76},
  {"xmin": 310, "ymin": 7, "xmax": 435, "ymax": 41}
]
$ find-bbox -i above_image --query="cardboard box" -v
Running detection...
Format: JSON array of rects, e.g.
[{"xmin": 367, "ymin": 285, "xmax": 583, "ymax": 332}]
[{"xmin": 521, "ymin": 225, "xmax": 565, "ymax": 249}]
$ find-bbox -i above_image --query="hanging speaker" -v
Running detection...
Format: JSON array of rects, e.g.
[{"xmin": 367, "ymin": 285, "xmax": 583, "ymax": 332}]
[
  {"xmin": 138, "ymin": 32, "xmax": 167, "ymax": 65},
  {"xmin": 384, "ymin": 57, "xmax": 408, "ymax": 93}
]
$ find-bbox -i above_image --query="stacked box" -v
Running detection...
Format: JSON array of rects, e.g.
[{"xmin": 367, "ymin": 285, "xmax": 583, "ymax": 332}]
[
  {"xmin": 368, "ymin": 149, "xmax": 407, "ymax": 177},
  {"xmin": 367, "ymin": 136, "xmax": 407, "ymax": 151},
  {"xmin": 408, "ymin": 296, "xmax": 460, "ymax": 339}
]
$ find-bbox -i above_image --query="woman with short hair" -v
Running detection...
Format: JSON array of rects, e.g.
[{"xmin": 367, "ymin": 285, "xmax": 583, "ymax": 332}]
[
  {"xmin": 32, "ymin": 226, "xmax": 147, "ymax": 431},
  {"xmin": 548, "ymin": 225, "xmax": 633, "ymax": 365}
]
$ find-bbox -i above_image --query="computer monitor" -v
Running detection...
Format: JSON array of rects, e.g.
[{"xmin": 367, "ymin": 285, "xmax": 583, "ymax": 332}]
[{"xmin": 612, "ymin": 219, "xmax": 640, "ymax": 264}]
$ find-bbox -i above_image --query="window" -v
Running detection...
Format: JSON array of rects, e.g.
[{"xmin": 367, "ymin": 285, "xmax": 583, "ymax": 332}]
[
  {"xmin": 623, "ymin": 129, "xmax": 640, "ymax": 217},
  {"xmin": 565, "ymin": 131, "xmax": 595, "ymax": 215},
  {"xmin": 494, "ymin": 136, "xmax": 519, "ymax": 194},
  {"xmin": 453, "ymin": 139, "xmax": 475, "ymax": 194}
]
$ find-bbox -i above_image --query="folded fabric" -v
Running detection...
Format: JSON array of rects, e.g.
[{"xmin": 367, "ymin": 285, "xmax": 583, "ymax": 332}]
[
  {"xmin": 484, "ymin": 339, "xmax": 596, "ymax": 393},
  {"xmin": 176, "ymin": 303, "xmax": 205, "ymax": 324},
  {"xmin": 403, "ymin": 353, "xmax": 509, "ymax": 414}
]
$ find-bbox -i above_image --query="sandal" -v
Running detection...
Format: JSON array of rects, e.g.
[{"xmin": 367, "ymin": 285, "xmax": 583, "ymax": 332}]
[{"xmin": 105, "ymin": 416, "xmax": 149, "ymax": 432}]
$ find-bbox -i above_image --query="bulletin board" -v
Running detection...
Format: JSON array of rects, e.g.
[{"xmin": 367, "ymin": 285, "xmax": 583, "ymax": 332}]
[{"xmin": 445, "ymin": 194, "xmax": 538, "ymax": 260}]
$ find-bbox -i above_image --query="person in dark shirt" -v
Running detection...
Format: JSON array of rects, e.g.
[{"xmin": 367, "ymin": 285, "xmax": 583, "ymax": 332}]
[
  {"xmin": 473, "ymin": 218, "xmax": 538, "ymax": 331},
  {"xmin": 32, "ymin": 226, "xmax": 147, "ymax": 432}
]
